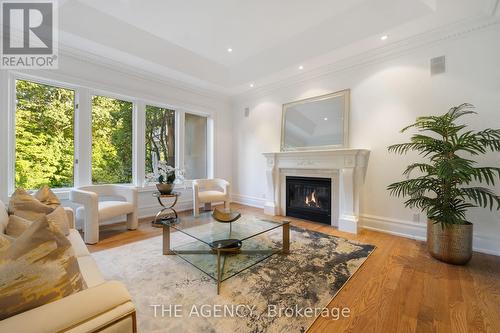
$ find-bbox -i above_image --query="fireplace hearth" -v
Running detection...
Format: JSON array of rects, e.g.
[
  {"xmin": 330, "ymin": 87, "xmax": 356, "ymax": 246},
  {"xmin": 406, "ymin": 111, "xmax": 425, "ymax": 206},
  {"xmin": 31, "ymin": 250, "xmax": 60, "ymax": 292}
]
[{"xmin": 286, "ymin": 176, "xmax": 331, "ymax": 224}]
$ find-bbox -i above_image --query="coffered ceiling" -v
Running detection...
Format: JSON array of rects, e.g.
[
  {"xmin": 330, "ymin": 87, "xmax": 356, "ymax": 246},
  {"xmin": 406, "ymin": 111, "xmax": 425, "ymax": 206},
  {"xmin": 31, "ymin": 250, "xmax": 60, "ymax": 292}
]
[{"xmin": 58, "ymin": 0, "xmax": 500, "ymax": 94}]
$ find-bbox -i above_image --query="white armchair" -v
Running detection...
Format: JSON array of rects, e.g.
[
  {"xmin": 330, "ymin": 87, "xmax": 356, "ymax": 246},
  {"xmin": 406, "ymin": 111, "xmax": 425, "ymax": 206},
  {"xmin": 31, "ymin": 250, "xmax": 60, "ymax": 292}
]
[
  {"xmin": 192, "ymin": 179, "xmax": 231, "ymax": 217},
  {"xmin": 70, "ymin": 185, "xmax": 138, "ymax": 244}
]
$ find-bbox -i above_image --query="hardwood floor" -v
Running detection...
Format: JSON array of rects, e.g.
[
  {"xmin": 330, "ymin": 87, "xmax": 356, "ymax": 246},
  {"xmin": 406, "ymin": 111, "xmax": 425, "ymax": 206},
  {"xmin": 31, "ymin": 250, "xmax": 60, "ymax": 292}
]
[{"xmin": 87, "ymin": 203, "xmax": 500, "ymax": 333}]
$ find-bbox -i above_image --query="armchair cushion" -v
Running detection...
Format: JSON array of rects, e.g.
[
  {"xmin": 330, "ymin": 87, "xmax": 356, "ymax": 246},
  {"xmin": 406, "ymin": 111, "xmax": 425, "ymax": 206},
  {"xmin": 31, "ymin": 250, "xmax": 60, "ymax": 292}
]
[
  {"xmin": 198, "ymin": 190, "xmax": 227, "ymax": 203},
  {"xmin": 76, "ymin": 201, "xmax": 134, "ymax": 223},
  {"xmin": 98, "ymin": 201, "xmax": 135, "ymax": 221}
]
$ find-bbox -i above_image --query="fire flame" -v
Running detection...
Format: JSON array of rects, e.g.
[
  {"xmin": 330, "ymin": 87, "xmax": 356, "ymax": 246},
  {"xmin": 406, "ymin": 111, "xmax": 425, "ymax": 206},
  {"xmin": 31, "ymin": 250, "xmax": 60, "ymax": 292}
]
[{"xmin": 305, "ymin": 191, "xmax": 320, "ymax": 207}]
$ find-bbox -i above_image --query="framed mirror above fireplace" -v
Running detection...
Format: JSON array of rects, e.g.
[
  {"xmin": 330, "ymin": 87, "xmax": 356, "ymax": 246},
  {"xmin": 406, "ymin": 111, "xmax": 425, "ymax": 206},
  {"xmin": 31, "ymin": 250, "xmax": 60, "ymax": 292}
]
[{"xmin": 281, "ymin": 89, "xmax": 350, "ymax": 151}]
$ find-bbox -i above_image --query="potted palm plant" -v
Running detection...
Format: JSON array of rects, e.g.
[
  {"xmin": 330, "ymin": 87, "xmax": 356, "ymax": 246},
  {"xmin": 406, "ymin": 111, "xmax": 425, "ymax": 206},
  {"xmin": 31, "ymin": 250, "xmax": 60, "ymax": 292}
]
[{"xmin": 387, "ymin": 104, "xmax": 500, "ymax": 264}]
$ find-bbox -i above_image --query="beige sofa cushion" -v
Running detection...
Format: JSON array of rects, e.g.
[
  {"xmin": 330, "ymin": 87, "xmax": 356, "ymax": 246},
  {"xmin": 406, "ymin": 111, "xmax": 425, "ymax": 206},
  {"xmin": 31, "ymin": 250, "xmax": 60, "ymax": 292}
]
[
  {"xmin": 77, "ymin": 256, "xmax": 105, "ymax": 288},
  {"xmin": 46, "ymin": 206, "xmax": 70, "ymax": 236},
  {"xmin": 5, "ymin": 215, "xmax": 33, "ymax": 237},
  {"xmin": 0, "ymin": 218, "xmax": 86, "ymax": 320},
  {"xmin": 8, "ymin": 188, "xmax": 54, "ymax": 222}
]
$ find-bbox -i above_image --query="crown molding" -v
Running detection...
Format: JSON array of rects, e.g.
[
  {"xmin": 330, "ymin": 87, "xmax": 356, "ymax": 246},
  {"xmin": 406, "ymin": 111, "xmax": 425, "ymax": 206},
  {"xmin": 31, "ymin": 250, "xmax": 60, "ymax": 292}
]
[
  {"xmin": 53, "ymin": 14, "xmax": 500, "ymax": 102},
  {"xmin": 232, "ymin": 15, "xmax": 500, "ymax": 100},
  {"xmin": 56, "ymin": 41, "xmax": 232, "ymax": 100}
]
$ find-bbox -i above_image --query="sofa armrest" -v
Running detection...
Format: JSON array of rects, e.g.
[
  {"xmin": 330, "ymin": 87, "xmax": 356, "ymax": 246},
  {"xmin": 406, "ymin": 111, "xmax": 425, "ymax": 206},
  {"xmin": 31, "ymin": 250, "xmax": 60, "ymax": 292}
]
[
  {"xmin": 0, "ymin": 281, "xmax": 135, "ymax": 333},
  {"xmin": 64, "ymin": 207, "xmax": 75, "ymax": 229}
]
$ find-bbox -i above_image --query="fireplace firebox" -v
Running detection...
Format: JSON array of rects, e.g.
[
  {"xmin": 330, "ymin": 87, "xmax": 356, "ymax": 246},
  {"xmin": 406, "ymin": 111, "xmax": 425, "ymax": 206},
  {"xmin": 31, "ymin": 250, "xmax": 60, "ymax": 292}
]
[{"xmin": 285, "ymin": 176, "xmax": 331, "ymax": 224}]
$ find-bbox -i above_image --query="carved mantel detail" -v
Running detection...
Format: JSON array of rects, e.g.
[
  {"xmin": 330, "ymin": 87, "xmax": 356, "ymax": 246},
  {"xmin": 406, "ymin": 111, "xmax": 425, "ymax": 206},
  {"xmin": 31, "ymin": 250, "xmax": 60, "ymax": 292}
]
[{"xmin": 262, "ymin": 149, "xmax": 370, "ymax": 234}]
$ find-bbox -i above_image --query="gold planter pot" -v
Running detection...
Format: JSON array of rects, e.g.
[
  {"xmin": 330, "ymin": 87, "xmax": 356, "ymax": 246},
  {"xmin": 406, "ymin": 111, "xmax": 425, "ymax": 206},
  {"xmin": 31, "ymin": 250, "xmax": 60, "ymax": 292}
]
[
  {"xmin": 427, "ymin": 219, "xmax": 473, "ymax": 265},
  {"xmin": 156, "ymin": 183, "xmax": 174, "ymax": 195}
]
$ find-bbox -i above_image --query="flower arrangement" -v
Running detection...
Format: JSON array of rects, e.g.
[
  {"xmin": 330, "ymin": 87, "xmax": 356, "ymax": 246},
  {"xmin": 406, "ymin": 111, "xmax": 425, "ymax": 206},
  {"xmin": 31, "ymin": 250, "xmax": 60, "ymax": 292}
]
[{"xmin": 146, "ymin": 161, "xmax": 184, "ymax": 194}]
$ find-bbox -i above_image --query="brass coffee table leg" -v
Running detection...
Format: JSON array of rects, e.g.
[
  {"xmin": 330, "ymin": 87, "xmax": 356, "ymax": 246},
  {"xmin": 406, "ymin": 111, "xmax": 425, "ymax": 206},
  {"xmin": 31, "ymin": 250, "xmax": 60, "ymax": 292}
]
[
  {"xmin": 282, "ymin": 222, "xmax": 290, "ymax": 254},
  {"xmin": 163, "ymin": 224, "xmax": 175, "ymax": 255},
  {"xmin": 216, "ymin": 248, "xmax": 221, "ymax": 294}
]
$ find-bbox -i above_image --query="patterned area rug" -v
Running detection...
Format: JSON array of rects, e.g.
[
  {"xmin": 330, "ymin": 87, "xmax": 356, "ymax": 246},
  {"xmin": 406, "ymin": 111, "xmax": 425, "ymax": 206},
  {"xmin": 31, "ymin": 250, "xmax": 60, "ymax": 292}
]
[{"xmin": 92, "ymin": 217, "xmax": 375, "ymax": 333}]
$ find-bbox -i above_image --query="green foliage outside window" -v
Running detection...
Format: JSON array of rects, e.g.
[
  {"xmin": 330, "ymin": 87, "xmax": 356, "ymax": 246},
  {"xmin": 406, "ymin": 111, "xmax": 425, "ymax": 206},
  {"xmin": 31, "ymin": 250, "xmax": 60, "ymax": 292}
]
[
  {"xmin": 15, "ymin": 80, "xmax": 75, "ymax": 189},
  {"xmin": 15, "ymin": 80, "xmax": 134, "ymax": 189},
  {"xmin": 91, "ymin": 96, "xmax": 133, "ymax": 184},
  {"xmin": 145, "ymin": 105, "xmax": 175, "ymax": 174}
]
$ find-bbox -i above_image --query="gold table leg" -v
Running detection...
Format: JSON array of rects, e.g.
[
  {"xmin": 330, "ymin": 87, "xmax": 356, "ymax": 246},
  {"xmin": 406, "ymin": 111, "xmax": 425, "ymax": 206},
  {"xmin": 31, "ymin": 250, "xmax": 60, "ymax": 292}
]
[
  {"xmin": 282, "ymin": 222, "xmax": 290, "ymax": 254},
  {"xmin": 216, "ymin": 248, "xmax": 221, "ymax": 294},
  {"xmin": 163, "ymin": 224, "xmax": 175, "ymax": 255}
]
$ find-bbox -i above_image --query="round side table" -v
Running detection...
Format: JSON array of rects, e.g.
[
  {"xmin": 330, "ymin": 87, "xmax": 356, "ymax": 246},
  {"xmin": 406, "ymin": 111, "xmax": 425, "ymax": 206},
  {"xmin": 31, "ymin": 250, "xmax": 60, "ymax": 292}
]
[{"xmin": 152, "ymin": 191, "xmax": 180, "ymax": 227}]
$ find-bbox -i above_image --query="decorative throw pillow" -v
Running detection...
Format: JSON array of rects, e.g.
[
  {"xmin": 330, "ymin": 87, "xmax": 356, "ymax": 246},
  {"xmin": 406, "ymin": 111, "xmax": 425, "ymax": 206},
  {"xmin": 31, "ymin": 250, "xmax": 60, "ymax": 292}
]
[
  {"xmin": 0, "ymin": 218, "xmax": 86, "ymax": 320},
  {"xmin": 8, "ymin": 188, "xmax": 54, "ymax": 222},
  {"xmin": 5, "ymin": 215, "xmax": 33, "ymax": 238},
  {"xmin": 34, "ymin": 185, "xmax": 61, "ymax": 208},
  {"xmin": 0, "ymin": 234, "xmax": 13, "ymax": 252},
  {"xmin": 46, "ymin": 206, "xmax": 70, "ymax": 236}
]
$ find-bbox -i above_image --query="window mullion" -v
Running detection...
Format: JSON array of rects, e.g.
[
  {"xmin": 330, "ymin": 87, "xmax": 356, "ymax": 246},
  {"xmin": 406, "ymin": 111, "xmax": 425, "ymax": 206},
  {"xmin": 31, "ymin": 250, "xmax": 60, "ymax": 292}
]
[
  {"xmin": 135, "ymin": 101, "xmax": 146, "ymax": 186},
  {"xmin": 74, "ymin": 87, "xmax": 92, "ymax": 187},
  {"xmin": 177, "ymin": 110, "xmax": 185, "ymax": 173}
]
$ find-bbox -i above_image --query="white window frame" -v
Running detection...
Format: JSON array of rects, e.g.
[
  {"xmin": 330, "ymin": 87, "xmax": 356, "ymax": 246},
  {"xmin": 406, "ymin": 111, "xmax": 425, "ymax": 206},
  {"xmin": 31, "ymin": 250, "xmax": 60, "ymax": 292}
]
[
  {"xmin": 8, "ymin": 73, "xmax": 81, "ymax": 198},
  {"xmin": 6, "ymin": 72, "xmax": 216, "ymax": 199},
  {"xmin": 142, "ymin": 101, "xmax": 180, "ymax": 187},
  {"xmin": 182, "ymin": 109, "xmax": 214, "ymax": 180},
  {"xmin": 89, "ymin": 90, "xmax": 137, "ymax": 186}
]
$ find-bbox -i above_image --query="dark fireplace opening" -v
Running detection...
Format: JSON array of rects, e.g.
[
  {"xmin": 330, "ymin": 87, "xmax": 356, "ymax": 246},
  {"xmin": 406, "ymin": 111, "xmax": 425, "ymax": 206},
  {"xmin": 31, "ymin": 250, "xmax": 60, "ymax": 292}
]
[{"xmin": 286, "ymin": 176, "xmax": 332, "ymax": 224}]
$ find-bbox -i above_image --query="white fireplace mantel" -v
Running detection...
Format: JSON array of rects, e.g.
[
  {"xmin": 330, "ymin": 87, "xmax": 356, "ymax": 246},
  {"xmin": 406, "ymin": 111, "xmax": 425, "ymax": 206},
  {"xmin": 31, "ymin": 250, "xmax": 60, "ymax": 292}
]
[{"xmin": 262, "ymin": 149, "xmax": 370, "ymax": 234}]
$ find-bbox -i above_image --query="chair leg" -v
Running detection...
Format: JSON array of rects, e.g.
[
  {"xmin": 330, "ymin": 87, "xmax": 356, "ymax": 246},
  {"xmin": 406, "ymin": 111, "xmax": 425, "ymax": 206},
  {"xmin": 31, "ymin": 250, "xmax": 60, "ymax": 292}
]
[
  {"xmin": 84, "ymin": 218, "xmax": 99, "ymax": 244},
  {"xmin": 127, "ymin": 212, "xmax": 138, "ymax": 230},
  {"xmin": 224, "ymin": 200, "xmax": 230, "ymax": 210}
]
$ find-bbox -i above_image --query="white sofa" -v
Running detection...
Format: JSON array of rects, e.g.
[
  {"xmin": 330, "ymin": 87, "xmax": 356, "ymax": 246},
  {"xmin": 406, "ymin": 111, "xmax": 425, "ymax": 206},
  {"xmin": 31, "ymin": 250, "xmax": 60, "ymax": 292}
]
[
  {"xmin": 0, "ymin": 200, "xmax": 136, "ymax": 333},
  {"xmin": 70, "ymin": 185, "xmax": 138, "ymax": 244},
  {"xmin": 192, "ymin": 178, "xmax": 231, "ymax": 216}
]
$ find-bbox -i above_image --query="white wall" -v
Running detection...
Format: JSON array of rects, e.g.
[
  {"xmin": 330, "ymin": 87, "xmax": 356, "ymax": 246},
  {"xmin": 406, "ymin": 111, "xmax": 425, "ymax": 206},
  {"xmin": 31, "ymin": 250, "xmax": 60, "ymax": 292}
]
[
  {"xmin": 231, "ymin": 24, "xmax": 500, "ymax": 255},
  {"xmin": 0, "ymin": 51, "xmax": 233, "ymax": 220}
]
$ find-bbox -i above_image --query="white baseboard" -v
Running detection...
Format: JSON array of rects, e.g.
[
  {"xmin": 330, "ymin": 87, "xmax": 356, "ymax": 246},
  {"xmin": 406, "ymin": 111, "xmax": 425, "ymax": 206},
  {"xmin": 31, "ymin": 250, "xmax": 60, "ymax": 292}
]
[
  {"xmin": 361, "ymin": 214, "xmax": 500, "ymax": 256},
  {"xmin": 231, "ymin": 193, "xmax": 265, "ymax": 209}
]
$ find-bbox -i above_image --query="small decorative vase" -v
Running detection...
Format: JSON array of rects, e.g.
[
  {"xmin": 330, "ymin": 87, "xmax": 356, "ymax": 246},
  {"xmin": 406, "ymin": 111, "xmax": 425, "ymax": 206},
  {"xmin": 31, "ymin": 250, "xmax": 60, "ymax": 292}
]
[
  {"xmin": 427, "ymin": 219, "xmax": 473, "ymax": 265},
  {"xmin": 156, "ymin": 183, "xmax": 174, "ymax": 195}
]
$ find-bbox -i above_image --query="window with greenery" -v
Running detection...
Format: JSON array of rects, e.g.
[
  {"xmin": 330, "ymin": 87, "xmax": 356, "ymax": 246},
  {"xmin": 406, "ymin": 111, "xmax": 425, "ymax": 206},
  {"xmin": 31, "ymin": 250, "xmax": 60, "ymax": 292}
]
[
  {"xmin": 145, "ymin": 105, "xmax": 176, "ymax": 173},
  {"xmin": 91, "ymin": 96, "xmax": 133, "ymax": 184},
  {"xmin": 184, "ymin": 113, "xmax": 207, "ymax": 179},
  {"xmin": 15, "ymin": 80, "xmax": 75, "ymax": 189}
]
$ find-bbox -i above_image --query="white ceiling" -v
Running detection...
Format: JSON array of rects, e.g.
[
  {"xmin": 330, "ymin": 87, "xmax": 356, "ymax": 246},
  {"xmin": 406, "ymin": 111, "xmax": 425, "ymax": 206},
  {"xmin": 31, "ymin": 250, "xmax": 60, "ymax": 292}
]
[{"xmin": 58, "ymin": 0, "xmax": 500, "ymax": 94}]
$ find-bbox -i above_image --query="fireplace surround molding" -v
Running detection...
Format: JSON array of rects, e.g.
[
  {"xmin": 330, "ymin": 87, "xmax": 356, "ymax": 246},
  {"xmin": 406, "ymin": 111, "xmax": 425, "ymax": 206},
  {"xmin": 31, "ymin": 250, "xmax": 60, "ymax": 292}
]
[{"xmin": 262, "ymin": 149, "xmax": 370, "ymax": 234}]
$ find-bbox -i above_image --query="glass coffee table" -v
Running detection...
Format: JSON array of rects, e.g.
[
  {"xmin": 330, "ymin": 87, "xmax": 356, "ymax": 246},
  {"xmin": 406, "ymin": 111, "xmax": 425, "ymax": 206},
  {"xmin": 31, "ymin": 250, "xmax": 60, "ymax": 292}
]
[{"xmin": 161, "ymin": 212, "xmax": 290, "ymax": 294}]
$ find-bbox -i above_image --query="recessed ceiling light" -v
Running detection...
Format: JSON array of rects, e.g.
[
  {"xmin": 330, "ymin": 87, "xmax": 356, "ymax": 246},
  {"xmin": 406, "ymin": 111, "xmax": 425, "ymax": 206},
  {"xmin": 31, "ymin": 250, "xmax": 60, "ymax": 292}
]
[
  {"xmin": 324, "ymin": 117, "xmax": 328, "ymax": 121},
  {"xmin": 227, "ymin": 47, "xmax": 233, "ymax": 53},
  {"xmin": 298, "ymin": 65, "xmax": 304, "ymax": 70},
  {"xmin": 380, "ymin": 35, "xmax": 388, "ymax": 41},
  {"xmin": 249, "ymin": 83, "xmax": 254, "ymax": 88}
]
